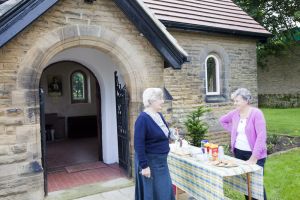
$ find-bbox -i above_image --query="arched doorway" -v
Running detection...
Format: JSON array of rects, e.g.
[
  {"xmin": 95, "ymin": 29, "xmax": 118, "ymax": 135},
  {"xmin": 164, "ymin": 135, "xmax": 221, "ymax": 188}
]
[
  {"xmin": 15, "ymin": 25, "xmax": 147, "ymax": 196},
  {"xmin": 39, "ymin": 52, "xmax": 129, "ymax": 193}
]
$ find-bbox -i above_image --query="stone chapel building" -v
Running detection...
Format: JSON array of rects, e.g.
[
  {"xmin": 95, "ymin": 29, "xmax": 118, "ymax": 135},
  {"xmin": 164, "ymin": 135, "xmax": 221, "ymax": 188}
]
[{"xmin": 0, "ymin": 0, "xmax": 270, "ymax": 199}]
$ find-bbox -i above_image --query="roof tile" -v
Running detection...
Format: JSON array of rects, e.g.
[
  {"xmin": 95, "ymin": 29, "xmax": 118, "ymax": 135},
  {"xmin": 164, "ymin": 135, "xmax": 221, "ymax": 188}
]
[{"xmin": 143, "ymin": 0, "xmax": 271, "ymax": 36}]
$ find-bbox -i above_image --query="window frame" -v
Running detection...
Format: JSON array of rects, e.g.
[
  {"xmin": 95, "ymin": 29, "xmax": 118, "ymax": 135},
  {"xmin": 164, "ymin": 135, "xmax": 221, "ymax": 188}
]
[
  {"xmin": 205, "ymin": 55, "xmax": 221, "ymax": 96},
  {"xmin": 70, "ymin": 70, "xmax": 88, "ymax": 104}
]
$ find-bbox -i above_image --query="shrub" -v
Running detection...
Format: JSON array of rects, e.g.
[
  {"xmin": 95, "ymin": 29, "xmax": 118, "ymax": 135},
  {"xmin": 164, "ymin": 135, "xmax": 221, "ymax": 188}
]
[
  {"xmin": 184, "ymin": 106, "xmax": 210, "ymax": 147},
  {"xmin": 267, "ymin": 134, "xmax": 279, "ymax": 154},
  {"xmin": 223, "ymin": 144, "xmax": 233, "ymax": 156}
]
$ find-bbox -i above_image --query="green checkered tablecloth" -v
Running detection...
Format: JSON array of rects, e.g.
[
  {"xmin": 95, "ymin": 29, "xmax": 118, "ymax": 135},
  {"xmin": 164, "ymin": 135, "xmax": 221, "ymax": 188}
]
[{"xmin": 168, "ymin": 151, "xmax": 264, "ymax": 200}]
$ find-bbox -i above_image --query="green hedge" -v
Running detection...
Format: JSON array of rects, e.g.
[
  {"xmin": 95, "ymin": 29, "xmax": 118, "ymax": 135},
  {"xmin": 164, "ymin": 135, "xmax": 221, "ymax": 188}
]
[{"xmin": 258, "ymin": 94, "xmax": 300, "ymax": 108}]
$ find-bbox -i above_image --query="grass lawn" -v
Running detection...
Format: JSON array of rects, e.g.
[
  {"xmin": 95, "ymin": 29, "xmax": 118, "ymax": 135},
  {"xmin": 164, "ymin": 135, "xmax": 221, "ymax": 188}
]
[
  {"xmin": 224, "ymin": 108, "xmax": 300, "ymax": 199},
  {"xmin": 225, "ymin": 148, "xmax": 300, "ymax": 200},
  {"xmin": 261, "ymin": 108, "xmax": 300, "ymax": 136},
  {"xmin": 264, "ymin": 148, "xmax": 300, "ymax": 200}
]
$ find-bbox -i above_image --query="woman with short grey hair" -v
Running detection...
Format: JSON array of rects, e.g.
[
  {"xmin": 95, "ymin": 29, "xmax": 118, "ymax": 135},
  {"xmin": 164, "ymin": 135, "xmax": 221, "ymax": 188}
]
[
  {"xmin": 220, "ymin": 88, "xmax": 267, "ymax": 200},
  {"xmin": 230, "ymin": 88, "xmax": 252, "ymax": 104},
  {"xmin": 143, "ymin": 88, "xmax": 164, "ymax": 108},
  {"xmin": 134, "ymin": 88, "xmax": 175, "ymax": 200}
]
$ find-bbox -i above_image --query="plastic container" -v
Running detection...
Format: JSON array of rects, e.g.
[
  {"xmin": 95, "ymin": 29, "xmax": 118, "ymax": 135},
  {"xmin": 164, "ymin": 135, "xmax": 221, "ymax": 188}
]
[
  {"xmin": 204, "ymin": 142, "xmax": 210, "ymax": 152},
  {"xmin": 204, "ymin": 148, "xmax": 209, "ymax": 161},
  {"xmin": 218, "ymin": 146, "xmax": 224, "ymax": 161},
  {"xmin": 208, "ymin": 148, "xmax": 213, "ymax": 161},
  {"xmin": 211, "ymin": 144, "xmax": 219, "ymax": 161},
  {"xmin": 200, "ymin": 140, "xmax": 209, "ymax": 147}
]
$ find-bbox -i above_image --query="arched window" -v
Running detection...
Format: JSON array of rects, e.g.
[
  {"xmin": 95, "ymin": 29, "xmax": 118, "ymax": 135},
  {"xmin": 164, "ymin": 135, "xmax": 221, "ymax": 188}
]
[
  {"xmin": 205, "ymin": 55, "xmax": 220, "ymax": 95},
  {"xmin": 71, "ymin": 70, "xmax": 88, "ymax": 103}
]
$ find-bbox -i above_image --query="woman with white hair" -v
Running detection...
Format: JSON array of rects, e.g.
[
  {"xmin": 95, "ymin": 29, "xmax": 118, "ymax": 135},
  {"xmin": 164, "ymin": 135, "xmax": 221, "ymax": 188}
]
[
  {"xmin": 219, "ymin": 88, "xmax": 267, "ymax": 200},
  {"xmin": 134, "ymin": 88, "xmax": 175, "ymax": 200}
]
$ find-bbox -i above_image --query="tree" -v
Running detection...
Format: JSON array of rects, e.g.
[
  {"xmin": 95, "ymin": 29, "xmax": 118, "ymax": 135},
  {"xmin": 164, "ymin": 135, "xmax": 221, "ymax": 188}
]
[
  {"xmin": 233, "ymin": 0, "xmax": 300, "ymax": 67},
  {"xmin": 184, "ymin": 106, "xmax": 210, "ymax": 147}
]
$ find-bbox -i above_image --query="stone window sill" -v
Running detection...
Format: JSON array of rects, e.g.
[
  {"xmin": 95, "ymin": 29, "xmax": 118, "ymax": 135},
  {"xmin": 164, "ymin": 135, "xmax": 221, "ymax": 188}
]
[{"xmin": 205, "ymin": 95, "xmax": 227, "ymax": 103}]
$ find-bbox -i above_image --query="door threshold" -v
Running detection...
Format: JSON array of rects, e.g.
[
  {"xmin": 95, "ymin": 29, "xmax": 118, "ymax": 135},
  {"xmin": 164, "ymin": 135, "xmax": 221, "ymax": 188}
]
[{"xmin": 44, "ymin": 177, "xmax": 134, "ymax": 200}]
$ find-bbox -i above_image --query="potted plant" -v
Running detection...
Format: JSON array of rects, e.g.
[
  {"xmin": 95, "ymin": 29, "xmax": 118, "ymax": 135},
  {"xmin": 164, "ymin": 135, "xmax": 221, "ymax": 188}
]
[{"xmin": 184, "ymin": 105, "xmax": 210, "ymax": 147}]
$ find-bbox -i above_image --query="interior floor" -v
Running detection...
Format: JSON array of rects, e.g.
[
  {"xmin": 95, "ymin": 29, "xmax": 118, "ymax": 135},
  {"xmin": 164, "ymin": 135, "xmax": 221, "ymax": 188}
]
[
  {"xmin": 46, "ymin": 137, "xmax": 127, "ymax": 192},
  {"xmin": 47, "ymin": 137, "xmax": 99, "ymax": 172}
]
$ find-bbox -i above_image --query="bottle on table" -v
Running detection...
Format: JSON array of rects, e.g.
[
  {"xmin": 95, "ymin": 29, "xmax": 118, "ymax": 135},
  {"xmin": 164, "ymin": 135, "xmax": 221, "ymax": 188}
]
[{"xmin": 218, "ymin": 146, "xmax": 224, "ymax": 161}]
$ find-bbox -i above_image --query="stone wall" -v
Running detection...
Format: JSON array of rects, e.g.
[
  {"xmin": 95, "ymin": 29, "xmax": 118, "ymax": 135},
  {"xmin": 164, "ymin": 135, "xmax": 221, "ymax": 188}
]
[
  {"xmin": 0, "ymin": 0, "xmax": 260, "ymax": 199},
  {"xmin": 163, "ymin": 30, "xmax": 258, "ymax": 137},
  {"xmin": 0, "ymin": 0, "xmax": 164, "ymax": 199},
  {"xmin": 258, "ymin": 94, "xmax": 300, "ymax": 108},
  {"xmin": 258, "ymin": 45, "xmax": 300, "ymax": 107}
]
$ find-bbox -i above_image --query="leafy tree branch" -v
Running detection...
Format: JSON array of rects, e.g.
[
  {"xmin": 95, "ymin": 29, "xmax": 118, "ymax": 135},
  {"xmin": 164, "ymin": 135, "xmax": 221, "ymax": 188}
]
[{"xmin": 233, "ymin": 0, "xmax": 300, "ymax": 67}]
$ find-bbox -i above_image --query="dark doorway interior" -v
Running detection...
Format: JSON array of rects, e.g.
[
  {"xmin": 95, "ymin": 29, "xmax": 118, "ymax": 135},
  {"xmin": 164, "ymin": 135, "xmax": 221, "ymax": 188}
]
[
  {"xmin": 67, "ymin": 116, "xmax": 98, "ymax": 138},
  {"xmin": 39, "ymin": 61, "xmax": 108, "ymax": 194}
]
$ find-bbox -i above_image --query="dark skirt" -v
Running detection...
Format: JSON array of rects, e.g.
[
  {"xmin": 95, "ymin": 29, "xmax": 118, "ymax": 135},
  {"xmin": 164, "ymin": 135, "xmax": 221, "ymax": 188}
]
[
  {"xmin": 135, "ymin": 153, "xmax": 175, "ymax": 200},
  {"xmin": 234, "ymin": 148, "xmax": 267, "ymax": 200}
]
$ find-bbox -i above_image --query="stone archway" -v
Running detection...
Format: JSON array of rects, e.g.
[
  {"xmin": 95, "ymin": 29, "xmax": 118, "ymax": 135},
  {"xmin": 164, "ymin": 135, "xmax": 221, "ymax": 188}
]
[
  {"xmin": 16, "ymin": 24, "xmax": 146, "ymax": 101},
  {"xmin": 16, "ymin": 25, "xmax": 147, "ymax": 126},
  {"xmin": 12, "ymin": 24, "xmax": 147, "ymax": 191}
]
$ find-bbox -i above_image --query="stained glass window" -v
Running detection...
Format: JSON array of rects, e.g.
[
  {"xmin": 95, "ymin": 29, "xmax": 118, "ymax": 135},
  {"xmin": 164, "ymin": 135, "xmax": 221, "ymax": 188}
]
[
  {"xmin": 71, "ymin": 71, "xmax": 87, "ymax": 103},
  {"xmin": 205, "ymin": 55, "xmax": 220, "ymax": 95}
]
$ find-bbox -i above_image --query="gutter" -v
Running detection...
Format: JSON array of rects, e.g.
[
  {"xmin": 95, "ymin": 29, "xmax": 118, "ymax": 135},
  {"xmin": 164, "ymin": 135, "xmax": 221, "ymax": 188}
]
[{"xmin": 0, "ymin": 0, "xmax": 59, "ymax": 48}]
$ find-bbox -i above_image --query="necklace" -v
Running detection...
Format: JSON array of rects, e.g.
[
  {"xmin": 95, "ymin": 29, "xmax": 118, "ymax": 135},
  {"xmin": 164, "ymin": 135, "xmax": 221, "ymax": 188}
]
[
  {"xmin": 240, "ymin": 118, "xmax": 246, "ymax": 123},
  {"xmin": 239, "ymin": 107, "xmax": 252, "ymax": 119}
]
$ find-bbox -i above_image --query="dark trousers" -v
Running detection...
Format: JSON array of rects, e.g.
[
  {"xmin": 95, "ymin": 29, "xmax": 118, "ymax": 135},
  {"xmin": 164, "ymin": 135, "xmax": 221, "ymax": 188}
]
[{"xmin": 234, "ymin": 148, "xmax": 267, "ymax": 200}]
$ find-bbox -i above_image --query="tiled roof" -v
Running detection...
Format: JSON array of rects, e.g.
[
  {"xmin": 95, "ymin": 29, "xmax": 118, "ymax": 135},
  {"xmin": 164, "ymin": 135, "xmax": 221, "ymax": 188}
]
[
  {"xmin": 0, "ymin": 0, "xmax": 188, "ymax": 68},
  {"xmin": 143, "ymin": 0, "xmax": 271, "ymax": 37}
]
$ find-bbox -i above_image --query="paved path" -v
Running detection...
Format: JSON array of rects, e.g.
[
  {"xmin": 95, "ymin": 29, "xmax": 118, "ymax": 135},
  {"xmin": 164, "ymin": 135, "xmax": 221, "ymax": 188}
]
[
  {"xmin": 46, "ymin": 177, "xmax": 193, "ymax": 200},
  {"xmin": 75, "ymin": 186, "xmax": 192, "ymax": 200},
  {"xmin": 75, "ymin": 186, "xmax": 134, "ymax": 200}
]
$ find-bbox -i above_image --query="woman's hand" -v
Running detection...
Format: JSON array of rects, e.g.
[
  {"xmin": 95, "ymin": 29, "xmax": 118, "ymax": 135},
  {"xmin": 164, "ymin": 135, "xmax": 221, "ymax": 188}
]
[
  {"xmin": 141, "ymin": 167, "xmax": 151, "ymax": 178},
  {"xmin": 246, "ymin": 155, "xmax": 258, "ymax": 165}
]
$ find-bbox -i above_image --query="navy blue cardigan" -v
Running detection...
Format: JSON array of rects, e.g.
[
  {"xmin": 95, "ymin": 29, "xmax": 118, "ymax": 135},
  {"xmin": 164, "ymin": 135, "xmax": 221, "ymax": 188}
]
[{"xmin": 134, "ymin": 112, "xmax": 170, "ymax": 169}]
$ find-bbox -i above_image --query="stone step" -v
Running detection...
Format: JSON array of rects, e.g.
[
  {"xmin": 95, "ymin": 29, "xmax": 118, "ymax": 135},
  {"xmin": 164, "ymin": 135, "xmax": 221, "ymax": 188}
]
[{"xmin": 45, "ymin": 178, "xmax": 134, "ymax": 200}]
